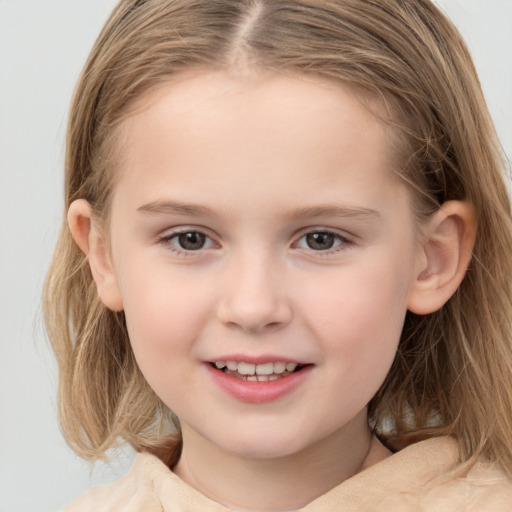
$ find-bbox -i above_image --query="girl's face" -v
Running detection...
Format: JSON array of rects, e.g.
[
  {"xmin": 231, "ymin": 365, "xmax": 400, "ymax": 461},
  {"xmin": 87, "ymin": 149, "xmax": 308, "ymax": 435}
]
[{"xmin": 105, "ymin": 71, "xmax": 423, "ymax": 460}]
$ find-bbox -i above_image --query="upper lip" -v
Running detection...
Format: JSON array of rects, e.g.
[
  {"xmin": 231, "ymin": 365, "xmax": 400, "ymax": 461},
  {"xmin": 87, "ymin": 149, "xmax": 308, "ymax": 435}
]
[{"xmin": 207, "ymin": 354, "xmax": 308, "ymax": 365}]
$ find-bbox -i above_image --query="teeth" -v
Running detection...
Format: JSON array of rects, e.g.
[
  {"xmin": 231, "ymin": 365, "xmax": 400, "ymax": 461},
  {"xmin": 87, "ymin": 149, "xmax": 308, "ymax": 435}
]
[
  {"xmin": 255, "ymin": 362, "xmax": 274, "ymax": 375},
  {"xmin": 214, "ymin": 360, "xmax": 302, "ymax": 376},
  {"xmin": 238, "ymin": 362, "xmax": 256, "ymax": 375},
  {"xmin": 273, "ymin": 362, "xmax": 286, "ymax": 374}
]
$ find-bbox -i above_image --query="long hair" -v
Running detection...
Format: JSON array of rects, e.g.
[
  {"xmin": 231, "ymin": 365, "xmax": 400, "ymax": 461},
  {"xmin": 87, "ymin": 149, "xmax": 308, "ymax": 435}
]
[{"xmin": 43, "ymin": 0, "xmax": 512, "ymax": 471}]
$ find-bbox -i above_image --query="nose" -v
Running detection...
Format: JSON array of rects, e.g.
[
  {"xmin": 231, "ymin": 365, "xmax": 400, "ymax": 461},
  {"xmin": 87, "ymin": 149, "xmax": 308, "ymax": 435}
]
[{"xmin": 216, "ymin": 252, "xmax": 293, "ymax": 333}]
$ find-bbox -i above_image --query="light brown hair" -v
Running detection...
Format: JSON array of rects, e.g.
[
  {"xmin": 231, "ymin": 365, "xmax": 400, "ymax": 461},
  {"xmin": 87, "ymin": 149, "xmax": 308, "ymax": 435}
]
[{"xmin": 44, "ymin": 0, "xmax": 512, "ymax": 471}]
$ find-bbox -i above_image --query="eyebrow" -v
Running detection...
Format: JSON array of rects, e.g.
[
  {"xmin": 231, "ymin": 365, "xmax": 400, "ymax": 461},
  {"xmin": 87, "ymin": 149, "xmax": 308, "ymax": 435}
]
[
  {"xmin": 285, "ymin": 205, "xmax": 381, "ymax": 221},
  {"xmin": 137, "ymin": 200, "xmax": 216, "ymax": 217},
  {"xmin": 137, "ymin": 200, "xmax": 380, "ymax": 220}
]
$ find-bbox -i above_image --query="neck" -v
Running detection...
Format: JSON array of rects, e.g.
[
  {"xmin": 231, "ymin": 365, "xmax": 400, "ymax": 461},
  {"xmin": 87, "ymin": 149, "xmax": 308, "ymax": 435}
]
[{"xmin": 174, "ymin": 411, "xmax": 382, "ymax": 511}]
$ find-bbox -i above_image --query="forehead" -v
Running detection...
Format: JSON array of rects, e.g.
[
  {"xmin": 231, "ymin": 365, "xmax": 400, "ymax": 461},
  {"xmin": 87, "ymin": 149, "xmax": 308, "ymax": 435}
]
[
  {"xmin": 119, "ymin": 71, "xmax": 395, "ymax": 160},
  {"xmin": 112, "ymin": 70, "xmax": 406, "ymax": 215}
]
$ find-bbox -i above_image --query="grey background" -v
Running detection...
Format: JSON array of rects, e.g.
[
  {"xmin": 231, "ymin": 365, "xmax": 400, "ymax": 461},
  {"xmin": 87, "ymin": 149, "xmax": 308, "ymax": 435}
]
[{"xmin": 0, "ymin": 1, "xmax": 511, "ymax": 511}]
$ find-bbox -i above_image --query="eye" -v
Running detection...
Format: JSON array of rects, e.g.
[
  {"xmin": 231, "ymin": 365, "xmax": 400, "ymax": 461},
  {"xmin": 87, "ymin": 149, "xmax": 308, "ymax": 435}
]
[
  {"xmin": 295, "ymin": 230, "xmax": 351, "ymax": 252},
  {"xmin": 160, "ymin": 230, "xmax": 216, "ymax": 252},
  {"xmin": 175, "ymin": 232, "xmax": 207, "ymax": 250}
]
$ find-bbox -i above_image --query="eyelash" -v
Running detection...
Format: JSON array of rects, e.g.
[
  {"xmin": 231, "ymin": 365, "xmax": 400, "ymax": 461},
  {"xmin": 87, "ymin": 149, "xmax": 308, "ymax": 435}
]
[
  {"xmin": 158, "ymin": 229, "xmax": 217, "ymax": 256},
  {"xmin": 157, "ymin": 228, "xmax": 354, "ymax": 256},
  {"xmin": 294, "ymin": 229, "xmax": 354, "ymax": 255}
]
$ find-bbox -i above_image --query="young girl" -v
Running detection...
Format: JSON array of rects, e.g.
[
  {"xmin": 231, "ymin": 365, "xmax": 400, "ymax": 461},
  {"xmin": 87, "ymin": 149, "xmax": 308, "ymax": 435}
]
[{"xmin": 44, "ymin": 0, "xmax": 512, "ymax": 510}]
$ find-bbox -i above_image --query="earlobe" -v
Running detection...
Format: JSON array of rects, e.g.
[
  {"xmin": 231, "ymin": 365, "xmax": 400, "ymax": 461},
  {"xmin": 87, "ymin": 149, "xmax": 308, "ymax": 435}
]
[
  {"xmin": 407, "ymin": 201, "xmax": 476, "ymax": 315},
  {"xmin": 67, "ymin": 199, "xmax": 124, "ymax": 312}
]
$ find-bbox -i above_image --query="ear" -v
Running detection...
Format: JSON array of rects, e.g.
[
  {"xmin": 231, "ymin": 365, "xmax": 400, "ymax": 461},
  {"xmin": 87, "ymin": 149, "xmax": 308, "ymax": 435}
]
[
  {"xmin": 67, "ymin": 199, "xmax": 124, "ymax": 312},
  {"xmin": 407, "ymin": 200, "xmax": 476, "ymax": 315}
]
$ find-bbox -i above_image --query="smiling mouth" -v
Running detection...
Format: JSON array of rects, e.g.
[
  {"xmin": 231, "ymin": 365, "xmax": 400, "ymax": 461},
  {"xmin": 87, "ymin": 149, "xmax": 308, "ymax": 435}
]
[{"xmin": 210, "ymin": 361, "xmax": 307, "ymax": 381}]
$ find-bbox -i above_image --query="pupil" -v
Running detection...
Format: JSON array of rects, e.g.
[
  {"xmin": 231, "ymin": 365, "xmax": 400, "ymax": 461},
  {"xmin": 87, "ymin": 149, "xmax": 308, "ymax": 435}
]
[
  {"xmin": 179, "ymin": 232, "xmax": 205, "ymax": 250},
  {"xmin": 306, "ymin": 232, "xmax": 334, "ymax": 250}
]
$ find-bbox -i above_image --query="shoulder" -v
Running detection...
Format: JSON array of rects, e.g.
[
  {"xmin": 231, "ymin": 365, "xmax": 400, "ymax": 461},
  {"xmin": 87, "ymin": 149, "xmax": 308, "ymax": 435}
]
[
  {"xmin": 373, "ymin": 438, "xmax": 512, "ymax": 512},
  {"xmin": 416, "ymin": 460, "xmax": 512, "ymax": 512},
  {"xmin": 61, "ymin": 453, "xmax": 171, "ymax": 512},
  {"xmin": 308, "ymin": 437, "xmax": 512, "ymax": 512}
]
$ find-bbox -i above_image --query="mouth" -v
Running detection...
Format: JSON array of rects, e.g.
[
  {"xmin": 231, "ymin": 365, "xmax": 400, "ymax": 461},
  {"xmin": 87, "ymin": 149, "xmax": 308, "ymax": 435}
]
[
  {"xmin": 206, "ymin": 359, "xmax": 313, "ymax": 403},
  {"xmin": 209, "ymin": 360, "xmax": 308, "ymax": 382}
]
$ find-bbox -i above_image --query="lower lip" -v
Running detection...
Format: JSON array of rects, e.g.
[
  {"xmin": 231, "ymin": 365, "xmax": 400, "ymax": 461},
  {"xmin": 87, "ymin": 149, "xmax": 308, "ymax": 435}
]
[{"xmin": 205, "ymin": 364, "xmax": 312, "ymax": 404}]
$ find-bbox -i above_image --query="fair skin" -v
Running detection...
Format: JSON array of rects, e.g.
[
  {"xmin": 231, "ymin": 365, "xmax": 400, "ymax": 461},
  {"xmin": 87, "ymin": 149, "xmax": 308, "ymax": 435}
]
[{"xmin": 69, "ymin": 71, "xmax": 475, "ymax": 511}]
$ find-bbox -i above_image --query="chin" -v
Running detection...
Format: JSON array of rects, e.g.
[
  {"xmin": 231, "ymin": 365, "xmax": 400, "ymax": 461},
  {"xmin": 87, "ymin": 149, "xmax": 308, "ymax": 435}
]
[{"xmin": 212, "ymin": 429, "xmax": 314, "ymax": 460}]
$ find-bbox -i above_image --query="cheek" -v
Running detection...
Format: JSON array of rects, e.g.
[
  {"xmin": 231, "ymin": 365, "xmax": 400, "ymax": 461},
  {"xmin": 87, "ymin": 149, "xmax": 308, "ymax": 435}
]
[
  {"xmin": 304, "ymin": 254, "xmax": 412, "ymax": 370},
  {"xmin": 116, "ymin": 262, "xmax": 213, "ymax": 373}
]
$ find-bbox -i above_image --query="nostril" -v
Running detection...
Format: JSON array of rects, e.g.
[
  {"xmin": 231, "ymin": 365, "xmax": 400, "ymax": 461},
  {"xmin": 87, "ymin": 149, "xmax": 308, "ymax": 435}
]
[
  {"xmin": 241, "ymin": 320, "xmax": 283, "ymax": 333},
  {"xmin": 216, "ymin": 290, "xmax": 293, "ymax": 332}
]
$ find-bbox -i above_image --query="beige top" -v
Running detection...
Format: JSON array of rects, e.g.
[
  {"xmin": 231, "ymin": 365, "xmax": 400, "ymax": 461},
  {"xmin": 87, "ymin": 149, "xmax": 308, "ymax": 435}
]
[{"xmin": 63, "ymin": 437, "xmax": 512, "ymax": 511}]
